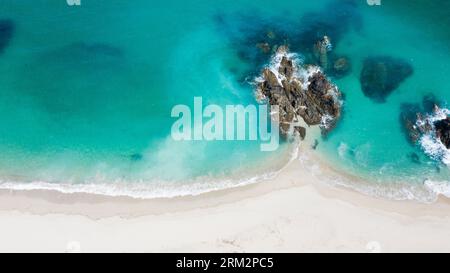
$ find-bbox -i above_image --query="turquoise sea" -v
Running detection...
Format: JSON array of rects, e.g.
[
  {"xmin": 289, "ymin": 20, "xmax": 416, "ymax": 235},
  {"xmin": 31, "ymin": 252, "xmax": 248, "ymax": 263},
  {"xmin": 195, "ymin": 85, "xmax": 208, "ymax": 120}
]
[{"xmin": 0, "ymin": 0, "xmax": 448, "ymax": 199}]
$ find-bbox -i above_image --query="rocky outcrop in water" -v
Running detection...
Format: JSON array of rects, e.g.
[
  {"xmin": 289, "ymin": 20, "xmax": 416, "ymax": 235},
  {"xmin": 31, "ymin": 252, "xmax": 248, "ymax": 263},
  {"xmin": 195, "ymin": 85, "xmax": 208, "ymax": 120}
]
[
  {"xmin": 256, "ymin": 47, "xmax": 342, "ymax": 138},
  {"xmin": 360, "ymin": 56, "xmax": 413, "ymax": 103},
  {"xmin": 311, "ymin": 36, "xmax": 351, "ymax": 78},
  {"xmin": 0, "ymin": 19, "xmax": 14, "ymax": 54},
  {"xmin": 435, "ymin": 117, "xmax": 450, "ymax": 149},
  {"xmin": 401, "ymin": 97, "xmax": 450, "ymax": 164},
  {"xmin": 401, "ymin": 94, "xmax": 442, "ymax": 144}
]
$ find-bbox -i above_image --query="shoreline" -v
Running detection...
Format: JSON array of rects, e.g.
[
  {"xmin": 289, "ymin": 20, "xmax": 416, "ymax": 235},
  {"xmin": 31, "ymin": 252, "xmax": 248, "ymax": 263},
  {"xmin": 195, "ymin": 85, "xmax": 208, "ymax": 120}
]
[
  {"xmin": 0, "ymin": 134, "xmax": 448, "ymax": 219},
  {"xmin": 1, "ymin": 138, "xmax": 450, "ymax": 252}
]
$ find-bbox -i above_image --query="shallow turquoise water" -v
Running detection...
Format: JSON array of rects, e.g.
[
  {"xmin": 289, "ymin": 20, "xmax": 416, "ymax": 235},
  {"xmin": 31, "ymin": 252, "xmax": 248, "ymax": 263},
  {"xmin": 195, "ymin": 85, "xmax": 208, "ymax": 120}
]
[{"xmin": 0, "ymin": 0, "xmax": 448, "ymax": 197}]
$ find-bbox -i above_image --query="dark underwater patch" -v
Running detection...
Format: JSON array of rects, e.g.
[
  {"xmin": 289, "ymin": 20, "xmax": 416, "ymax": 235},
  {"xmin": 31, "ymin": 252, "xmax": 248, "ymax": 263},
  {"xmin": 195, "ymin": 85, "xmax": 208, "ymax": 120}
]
[
  {"xmin": 0, "ymin": 19, "xmax": 14, "ymax": 54},
  {"xmin": 360, "ymin": 56, "xmax": 413, "ymax": 103},
  {"xmin": 130, "ymin": 153, "xmax": 143, "ymax": 162}
]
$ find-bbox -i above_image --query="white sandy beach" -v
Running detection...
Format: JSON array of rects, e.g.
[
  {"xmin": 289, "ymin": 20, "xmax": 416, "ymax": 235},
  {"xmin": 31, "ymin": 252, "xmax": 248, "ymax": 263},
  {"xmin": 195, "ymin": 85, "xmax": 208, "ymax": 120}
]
[{"xmin": 1, "ymin": 137, "xmax": 450, "ymax": 253}]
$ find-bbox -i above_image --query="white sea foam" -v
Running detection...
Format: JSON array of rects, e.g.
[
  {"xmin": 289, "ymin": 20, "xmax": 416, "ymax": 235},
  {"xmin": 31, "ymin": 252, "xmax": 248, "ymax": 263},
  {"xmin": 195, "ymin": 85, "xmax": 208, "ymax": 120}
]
[
  {"xmin": 424, "ymin": 179, "xmax": 450, "ymax": 198},
  {"xmin": 0, "ymin": 169, "xmax": 283, "ymax": 199},
  {"xmin": 0, "ymin": 175, "xmax": 270, "ymax": 199},
  {"xmin": 320, "ymin": 114, "xmax": 334, "ymax": 130},
  {"xmin": 424, "ymin": 180, "xmax": 450, "ymax": 198},
  {"xmin": 0, "ymin": 142, "xmax": 301, "ymax": 199},
  {"xmin": 322, "ymin": 174, "xmax": 447, "ymax": 204}
]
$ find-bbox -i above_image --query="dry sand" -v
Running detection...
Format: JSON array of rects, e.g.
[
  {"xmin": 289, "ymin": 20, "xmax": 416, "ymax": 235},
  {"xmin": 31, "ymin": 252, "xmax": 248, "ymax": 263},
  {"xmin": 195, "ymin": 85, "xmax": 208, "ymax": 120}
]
[{"xmin": 0, "ymin": 140, "xmax": 450, "ymax": 253}]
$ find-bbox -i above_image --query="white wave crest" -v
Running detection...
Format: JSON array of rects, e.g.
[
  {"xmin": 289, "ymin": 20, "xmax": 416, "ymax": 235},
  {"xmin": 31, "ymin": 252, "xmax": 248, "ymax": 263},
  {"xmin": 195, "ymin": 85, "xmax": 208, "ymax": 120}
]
[
  {"xmin": 418, "ymin": 107, "xmax": 450, "ymax": 166},
  {"xmin": 0, "ymin": 174, "xmax": 273, "ymax": 199},
  {"xmin": 424, "ymin": 179, "xmax": 450, "ymax": 198},
  {"xmin": 0, "ymin": 142, "xmax": 301, "ymax": 200}
]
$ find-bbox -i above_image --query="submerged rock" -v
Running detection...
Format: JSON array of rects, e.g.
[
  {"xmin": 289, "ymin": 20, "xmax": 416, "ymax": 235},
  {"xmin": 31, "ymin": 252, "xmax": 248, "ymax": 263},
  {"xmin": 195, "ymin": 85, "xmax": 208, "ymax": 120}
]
[
  {"xmin": 311, "ymin": 35, "xmax": 352, "ymax": 79},
  {"xmin": 256, "ymin": 47, "xmax": 342, "ymax": 138},
  {"xmin": 360, "ymin": 56, "xmax": 413, "ymax": 103},
  {"xmin": 0, "ymin": 19, "xmax": 14, "ymax": 54},
  {"xmin": 409, "ymin": 152, "xmax": 421, "ymax": 164},
  {"xmin": 331, "ymin": 56, "xmax": 352, "ymax": 78},
  {"xmin": 312, "ymin": 139, "xmax": 319, "ymax": 150},
  {"xmin": 400, "ymin": 103, "xmax": 422, "ymax": 144},
  {"xmin": 313, "ymin": 36, "xmax": 332, "ymax": 70},
  {"xmin": 130, "ymin": 153, "xmax": 143, "ymax": 162},
  {"xmin": 294, "ymin": 0, "xmax": 362, "ymax": 57},
  {"xmin": 214, "ymin": 0, "xmax": 362, "ymax": 77},
  {"xmin": 256, "ymin": 42, "xmax": 271, "ymax": 54}
]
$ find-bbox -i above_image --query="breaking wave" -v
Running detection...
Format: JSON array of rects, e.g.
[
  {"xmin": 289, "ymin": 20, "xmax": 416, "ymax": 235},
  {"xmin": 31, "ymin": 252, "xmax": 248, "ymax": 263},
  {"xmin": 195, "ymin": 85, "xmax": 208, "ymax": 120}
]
[
  {"xmin": 418, "ymin": 107, "xmax": 450, "ymax": 166},
  {"xmin": 0, "ymin": 142, "xmax": 301, "ymax": 199}
]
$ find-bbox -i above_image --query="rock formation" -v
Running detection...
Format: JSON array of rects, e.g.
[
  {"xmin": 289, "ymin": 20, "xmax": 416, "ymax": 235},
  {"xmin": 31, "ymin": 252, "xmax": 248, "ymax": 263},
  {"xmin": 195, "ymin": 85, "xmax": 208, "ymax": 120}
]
[
  {"xmin": 256, "ymin": 47, "xmax": 343, "ymax": 138},
  {"xmin": 401, "ymin": 97, "xmax": 450, "ymax": 164},
  {"xmin": 360, "ymin": 56, "xmax": 413, "ymax": 103},
  {"xmin": 435, "ymin": 117, "xmax": 450, "ymax": 149},
  {"xmin": 313, "ymin": 36, "xmax": 332, "ymax": 70},
  {"xmin": 401, "ymin": 95, "xmax": 447, "ymax": 146}
]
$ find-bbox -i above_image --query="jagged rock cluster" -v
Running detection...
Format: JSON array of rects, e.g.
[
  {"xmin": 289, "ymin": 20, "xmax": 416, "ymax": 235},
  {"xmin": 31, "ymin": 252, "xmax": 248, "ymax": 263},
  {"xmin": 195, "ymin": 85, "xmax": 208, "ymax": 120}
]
[
  {"xmin": 435, "ymin": 117, "xmax": 450, "ymax": 149},
  {"xmin": 402, "ymin": 99, "xmax": 450, "ymax": 150},
  {"xmin": 311, "ymin": 36, "xmax": 351, "ymax": 79},
  {"xmin": 256, "ymin": 47, "xmax": 342, "ymax": 139}
]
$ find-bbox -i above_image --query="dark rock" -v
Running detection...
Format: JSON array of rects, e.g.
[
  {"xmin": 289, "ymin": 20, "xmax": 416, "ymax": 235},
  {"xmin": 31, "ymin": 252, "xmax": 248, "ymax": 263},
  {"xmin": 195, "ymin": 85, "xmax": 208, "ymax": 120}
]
[
  {"xmin": 295, "ymin": 126, "xmax": 307, "ymax": 140},
  {"xmin": 257, "ymin": 47, "xmax": 342, "ymax": 138},
  {"xmin": 0, "ymin": 19, "xmax": 14, "ymax": 54},
  {"xmin": 360, "ymin": 56, "xmax": 413, "ymax": 103},
  {"xmin": 279, "ymin": 56, "xmax": 294, "ymax": 80},
  {"xmin": 435, "ymin": 117, "xmax": 450, "ymax": 149}
]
